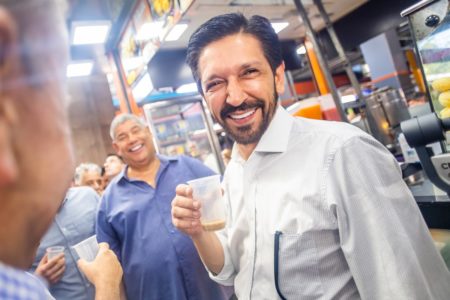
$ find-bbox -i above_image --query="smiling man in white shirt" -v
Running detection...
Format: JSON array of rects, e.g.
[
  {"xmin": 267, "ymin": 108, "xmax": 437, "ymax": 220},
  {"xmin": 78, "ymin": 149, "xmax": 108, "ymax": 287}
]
[{"xmin": 171, "ymin": 13, "xmax": 450, "ymax": 299}]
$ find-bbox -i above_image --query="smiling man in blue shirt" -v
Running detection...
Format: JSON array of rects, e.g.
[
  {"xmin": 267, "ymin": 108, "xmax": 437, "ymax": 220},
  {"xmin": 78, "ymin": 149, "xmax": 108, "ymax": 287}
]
[{"xmin": 97, "ymin": 114, "xmax": 231, "ymax": 300}]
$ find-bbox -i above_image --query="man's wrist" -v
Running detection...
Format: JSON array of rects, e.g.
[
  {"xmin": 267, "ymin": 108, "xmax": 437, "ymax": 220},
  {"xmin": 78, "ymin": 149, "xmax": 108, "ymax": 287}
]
[{"xmin": 94, "ymin": 281, "xmax": 121, "ymax": 300}]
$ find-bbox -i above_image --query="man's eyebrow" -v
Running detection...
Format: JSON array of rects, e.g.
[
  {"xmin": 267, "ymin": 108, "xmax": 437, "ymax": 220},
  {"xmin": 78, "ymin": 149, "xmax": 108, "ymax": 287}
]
[{"xmin": 202, "ymin": 61, "xmax": 263, "ymax": 85}]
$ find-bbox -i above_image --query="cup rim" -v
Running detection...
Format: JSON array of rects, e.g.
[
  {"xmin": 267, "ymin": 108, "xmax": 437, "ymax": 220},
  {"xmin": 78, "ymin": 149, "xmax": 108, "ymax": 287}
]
[
  {"xmin": 187, "ymin": 174, "xmax": 221, "ymax": 186},
  {"xmin": 72, "ymin": 235, "xmax": 97, "ymax": 249},
  {"xmin": 46, "ymin": 246, "xmax": 65, "ymax": 252}
]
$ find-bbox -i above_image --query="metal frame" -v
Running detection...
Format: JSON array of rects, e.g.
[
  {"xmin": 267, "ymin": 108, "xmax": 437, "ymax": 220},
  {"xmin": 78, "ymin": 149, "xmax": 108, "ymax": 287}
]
[{"xmin": 143, "ymin": 95, "xmax": 225, "ymax": 174}]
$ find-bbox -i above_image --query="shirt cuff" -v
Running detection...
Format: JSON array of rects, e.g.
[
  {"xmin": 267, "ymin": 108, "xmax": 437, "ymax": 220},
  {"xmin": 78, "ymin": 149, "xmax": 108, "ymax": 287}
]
[{"xmin": 207, "ymin": 231, "xmax": 235, "ymax": 286}]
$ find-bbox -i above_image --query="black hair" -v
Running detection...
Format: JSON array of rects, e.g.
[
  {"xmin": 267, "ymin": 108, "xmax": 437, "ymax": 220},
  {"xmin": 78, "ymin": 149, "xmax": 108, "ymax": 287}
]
[{"xmin": 186, "ymin": 13, "xmax": 283, "ymax": 95}]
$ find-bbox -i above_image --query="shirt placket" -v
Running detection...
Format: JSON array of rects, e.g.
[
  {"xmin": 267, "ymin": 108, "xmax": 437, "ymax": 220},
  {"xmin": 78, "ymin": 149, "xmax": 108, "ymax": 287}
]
[{"xmin": 243, "ymin": 154, "xmax": 262, "ymax": 299}]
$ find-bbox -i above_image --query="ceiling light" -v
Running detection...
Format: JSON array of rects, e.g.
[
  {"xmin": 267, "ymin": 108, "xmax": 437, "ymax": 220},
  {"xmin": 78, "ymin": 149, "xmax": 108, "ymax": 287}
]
[
  {"xmin": 296, "ymin": 45, "xmax": 306, "ymax": 55},
  {"xmin": 72, "ymin": 21, "xmax": 111, "ymax": 45},
  {"xmin": 66, "ymin": 61, "xmax": 94, "ymax": 77},
  {"xmin": 136, "ymin": 22, "xmax": 165, "ymax": 41},
  {"xmin": 271, "ymin": 22, "xmax": 289, "ymax": 33},
  {"xmin": 165, "ymin": 24, "xmax": 189, "ymax": 42},
  {"xmin": 176, "ymin": 82, "xmax": 198, "ymax": 94},
  {"xmin": 132, "ymin": 73, "xmax": 153, "ymax": 102},
  {"xmin": 341, "ymin": 94, "xmax": 357, "ymax": 103}
]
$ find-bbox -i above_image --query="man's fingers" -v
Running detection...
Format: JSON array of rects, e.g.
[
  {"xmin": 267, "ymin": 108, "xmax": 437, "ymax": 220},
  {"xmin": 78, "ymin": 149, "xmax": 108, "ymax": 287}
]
[
  {"xmin": 44, "ymin": 257, "xmax": 65, "ymax": 277},
  {"xmin": 171, "ymin": 195, "xmax": 200, "ymax": 210},
  {"xmin": 175, "ymin": 184, "xmax": 192, "ymax": 197},
  {"xmin": 77, "ymin": 258, "xmax": 87, "ymax": 271},
  {"xmin": 48, "ymin": 265, "xmax": 65, "ymax": 283},
  {"xmin": 172, "ymin": 205, "xmax": 200, "ymax": 219},
  {"xmin": 98, "ymin": 242, "xmax": 110, "ymax": 252},
  {"xmin": 172, "ymin": 216, "xmax": 200, "ymax": 229}
]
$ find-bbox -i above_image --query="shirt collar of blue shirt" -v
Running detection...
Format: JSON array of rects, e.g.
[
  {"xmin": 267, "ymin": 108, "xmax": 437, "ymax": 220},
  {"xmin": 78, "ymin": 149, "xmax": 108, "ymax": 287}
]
[{"xmin": 117, "ymin": 154, "xmax": 179, "ymax": 184}]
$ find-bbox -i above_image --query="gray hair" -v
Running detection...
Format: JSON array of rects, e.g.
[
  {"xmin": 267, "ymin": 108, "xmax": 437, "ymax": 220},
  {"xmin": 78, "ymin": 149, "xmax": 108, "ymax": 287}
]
[
  {"xmin": 74, "ymin": 163, "xmax": 102, "ymax": 186},
  {"xmin": 0, "ymin": 0, "xmax": 68, "ymax": 89},
  {"xmin": 109, "ymin": 114, "xmax": 148, "ymax": 140}
]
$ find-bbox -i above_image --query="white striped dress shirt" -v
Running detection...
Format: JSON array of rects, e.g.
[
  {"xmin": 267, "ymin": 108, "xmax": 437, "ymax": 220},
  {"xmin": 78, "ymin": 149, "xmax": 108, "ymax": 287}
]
[{"xmin": 210, "ymin": 107, "xmax": 450, "ymax": 299}]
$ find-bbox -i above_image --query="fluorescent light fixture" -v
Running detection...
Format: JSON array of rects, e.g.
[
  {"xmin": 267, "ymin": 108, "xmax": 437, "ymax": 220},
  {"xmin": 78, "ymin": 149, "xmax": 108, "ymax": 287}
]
[
  {"xmin": 66, "ymin": 61, "xmax": 94, "ymax": 77},
  {"xmin": 136, "ymin": 21, "xmax": 164, "ymax": 41},
  {"xmin": 271, "ymin": 22, "xmax": 289, "ymax": 33},
  {"xmin": 176, "ymin": 82, "xmax": 198, "ymax": 94},
  {"xmin": 122, "ymin": 56, "xmax": 145, "ymax": 72},
  {"xmin": 165, "ymin": 23, "xmax": 189, "ymax": 41},
  {"xmin": 213, "ymin": 123, "xmax": 223, "ymax": 131},
  {"xmin": 296, "ymin": 45, "xmax": 306, "ymax": 55},
  {"xmin": 132, "ymin": 73, "xmax": 153, "ymax": 102},
  {"xmin": 72, "ymin": 21, "xmax": 111, "ymax": 45},
  {"xmin": 341, "ymin": 94, "xmax": 357, "ymax": 104}
]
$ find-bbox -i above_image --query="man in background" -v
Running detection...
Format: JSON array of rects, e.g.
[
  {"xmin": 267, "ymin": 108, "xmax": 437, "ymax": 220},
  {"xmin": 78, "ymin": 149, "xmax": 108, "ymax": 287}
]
[
  {"xmin": 0, "ymin": 0, "xmax": 122, "ymax": 298},
  {"xmin": 30, "ymin": 187, "xmax": 100, "ymax": 300},
  {"xmin": 74, "ymin": 163, "xmax": 104, "ymax": 195},
  {"xmin": 103, "ymin": 154, "xmax": 125, "ymax": 187},
  {"xmin": 97, "ymin": 114, "xmax": 231, "ymax": 300}
]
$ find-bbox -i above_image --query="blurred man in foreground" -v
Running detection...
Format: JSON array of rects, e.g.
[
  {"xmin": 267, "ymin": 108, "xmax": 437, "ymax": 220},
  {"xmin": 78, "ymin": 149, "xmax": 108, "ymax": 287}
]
[{"xmin": 0, "ymin": 0, "xmax": 122, "ymax": 298}]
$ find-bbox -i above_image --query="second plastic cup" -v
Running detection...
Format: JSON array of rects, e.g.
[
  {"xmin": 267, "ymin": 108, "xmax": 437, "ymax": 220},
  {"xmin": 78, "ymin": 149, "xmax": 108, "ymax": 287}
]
[
  {"xmin": 46, "ymin": 246, "xmax": 65, "ymax": 260},
  {"xmin": 72, "ymin": 235, "xmax": 99, "ymax": 262},
  {"xmin": 187, "ymin": 174, "xmax": 226, "ymax": 231}
]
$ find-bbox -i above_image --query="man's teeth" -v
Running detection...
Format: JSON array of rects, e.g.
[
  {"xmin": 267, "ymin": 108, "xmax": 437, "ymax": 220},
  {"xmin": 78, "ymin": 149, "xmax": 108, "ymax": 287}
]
[
  {"xmin": 130, "ymin": 144, "xmax": 143, "ymax": 152},
  {"xmin": 230, "ymin": 109, "xmax": 256, "ymax": 120}
]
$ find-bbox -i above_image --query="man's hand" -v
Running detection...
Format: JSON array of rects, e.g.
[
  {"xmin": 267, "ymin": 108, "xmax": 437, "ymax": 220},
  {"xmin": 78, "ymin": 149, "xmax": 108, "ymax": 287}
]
[
  {"xmin": 77, "ymin": 242, "xmax": 123, "ymax": 300},
  {"xmin": 171, "ymin": 184, "xmax": 204, "ymax": 237},
  {"xmin": 34, "ymin": 253, "xmax": 65, "ymax": 285}
]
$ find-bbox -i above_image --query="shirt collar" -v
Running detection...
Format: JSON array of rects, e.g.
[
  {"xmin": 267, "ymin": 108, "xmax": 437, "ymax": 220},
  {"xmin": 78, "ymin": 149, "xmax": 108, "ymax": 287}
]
[
  {"xmin": 254, "ymin": 106, "xmax": 293, "ymax": 153},
  {"xmin": 118, "ymin": 154, "xmax": 178, "ymax": 182},
  {"xmin": 230, "ymin": 106, "xmax": 293, "ymax": 162}
]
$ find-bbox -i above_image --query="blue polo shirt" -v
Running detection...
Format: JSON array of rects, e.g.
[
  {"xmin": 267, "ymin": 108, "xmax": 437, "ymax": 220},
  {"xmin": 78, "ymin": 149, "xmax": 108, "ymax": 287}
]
[{"xmin": 96, "ymin": 155, "xmax": 231, "ymax": 300}]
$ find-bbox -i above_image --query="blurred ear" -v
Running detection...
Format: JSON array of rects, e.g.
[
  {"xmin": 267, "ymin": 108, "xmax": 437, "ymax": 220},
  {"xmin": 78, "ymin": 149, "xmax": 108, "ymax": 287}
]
[
  {"xmin": 0, "ymin": 99, "xmax": 18, "ymax": 187},
  {"xmin": 0, "ymin": 7, "xmax": 19, "ymax": 187},
  {"xmin": 0, "ymin": 6, "xmax": 19, "ymax": 79},
  {"xmin": 112, "ymin": 142, "xmax": 121, "ymax": 157},
  {"xmin": 274, "ymin": 61, "xmax": 286, "ymax": 95}
]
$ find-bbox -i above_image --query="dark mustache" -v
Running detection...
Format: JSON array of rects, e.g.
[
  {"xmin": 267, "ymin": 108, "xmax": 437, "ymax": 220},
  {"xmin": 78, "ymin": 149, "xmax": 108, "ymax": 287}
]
[{"xmin": 220, "ymin": 100, "xmax": 265, "ymax": 119}]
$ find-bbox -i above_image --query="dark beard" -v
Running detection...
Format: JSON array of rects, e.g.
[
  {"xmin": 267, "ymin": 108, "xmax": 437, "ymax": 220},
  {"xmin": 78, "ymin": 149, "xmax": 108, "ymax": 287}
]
[{"xmin": 219, "ymin": 91, "xmax": 278, "ymax": 145}]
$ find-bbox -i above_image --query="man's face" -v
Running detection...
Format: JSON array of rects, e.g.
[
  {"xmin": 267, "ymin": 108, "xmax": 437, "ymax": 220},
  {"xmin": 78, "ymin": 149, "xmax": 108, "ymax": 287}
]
[
  {"xmin": 0, "ymin": 5, "xmax": 74, "ymax": 268},
  {"xmin": 104, "ymin": 156, "xmax": 124, "ymax": 179},
  {"xmin": 112, "ymin": 120, "xmax": 156, "ymax": 168},
  {"xmin": 198, "ymin": 33, "xmax": 285, "ymax": 145},
  {"xmin": 81, "ymin": 170, "xmax": 103, "ymax": 194}
]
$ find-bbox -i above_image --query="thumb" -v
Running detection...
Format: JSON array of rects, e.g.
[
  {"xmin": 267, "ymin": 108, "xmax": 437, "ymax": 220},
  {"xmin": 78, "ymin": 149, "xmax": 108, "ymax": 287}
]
[{"xmin": 77, "ymin": 258, "xmax": 87, "ymax": 271}]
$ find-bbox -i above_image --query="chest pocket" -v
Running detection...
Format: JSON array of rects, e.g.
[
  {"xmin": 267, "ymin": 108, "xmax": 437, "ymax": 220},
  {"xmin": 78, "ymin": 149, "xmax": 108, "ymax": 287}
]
[{"xmin": 275, "ymin": 231, "xmax": 324, "ymax": 300}]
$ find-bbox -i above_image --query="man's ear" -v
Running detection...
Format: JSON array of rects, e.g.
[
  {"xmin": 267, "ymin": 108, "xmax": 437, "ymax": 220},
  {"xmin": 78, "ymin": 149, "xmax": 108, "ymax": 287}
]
[
  {"xmin": 112, "ymin": 142, "xmax": 121, "ymax": 157},
  {"xmin": 0, "ymin": 6, "xmax": 19, "ymax": 76},
  {"xmin": 0, "ymin": 99, "xmax": 18, "ymax": 187},
  {"xmin": 0, "ymin": 7, "xmax": 19, "ymax": 187},
  {"xmin": 274, "ymin": 61, "xmax": 286, "ymax": 96}
]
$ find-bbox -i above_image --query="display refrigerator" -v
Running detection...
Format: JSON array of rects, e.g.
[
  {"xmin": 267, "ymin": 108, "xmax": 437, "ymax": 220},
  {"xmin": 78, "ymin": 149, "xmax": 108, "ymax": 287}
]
[
  {"xmin": 143, "ymin": 95, "xmax": 225, "ymax": 174},
  {"xmin": 401, "ymin": 0, "xmax": 450, "ymax": 229}
]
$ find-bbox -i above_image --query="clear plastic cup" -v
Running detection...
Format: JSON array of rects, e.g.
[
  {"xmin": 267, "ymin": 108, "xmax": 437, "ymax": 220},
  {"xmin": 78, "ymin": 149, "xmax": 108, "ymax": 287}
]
[
  {"xmin": 72, "ymin": 235, "xmax": 99, "ymax": 262},
  {"xmin": 46, "ymin": 246, "xmax": 65, "ymax": 260},
  {"xmin": 187, "ymin": 174, "xmax": 226, "ymax": 231}
]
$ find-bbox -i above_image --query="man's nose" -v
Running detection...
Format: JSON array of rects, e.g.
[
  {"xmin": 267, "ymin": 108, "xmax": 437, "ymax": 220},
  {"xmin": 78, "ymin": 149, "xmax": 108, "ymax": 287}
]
[{"xmin": 226, "ymin": 78, "xmax": 247, "ymax": 107}]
